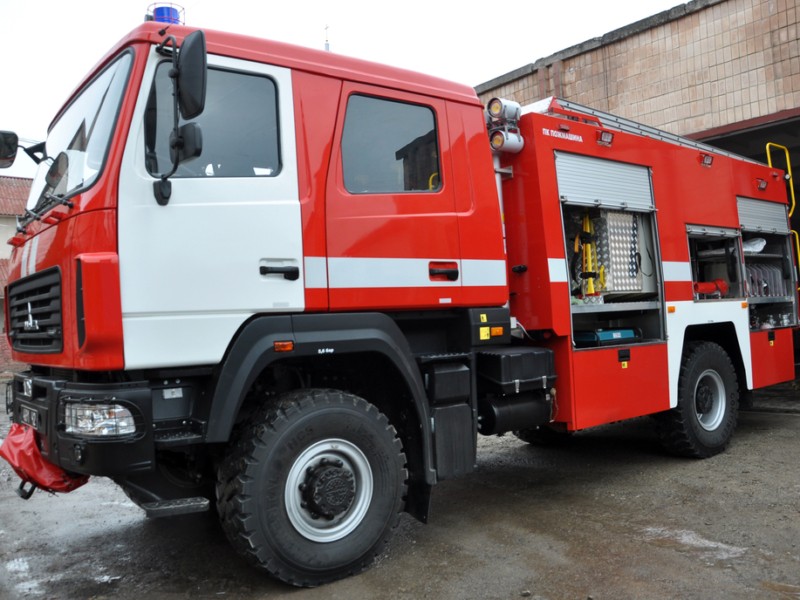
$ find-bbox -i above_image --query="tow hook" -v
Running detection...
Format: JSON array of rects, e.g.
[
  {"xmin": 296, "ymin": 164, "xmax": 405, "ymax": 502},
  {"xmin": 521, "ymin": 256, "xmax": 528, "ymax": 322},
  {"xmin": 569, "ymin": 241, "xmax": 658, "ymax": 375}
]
[{"xmin": 16, "ymin": 480, "xmax": 37, "ymax": 500}]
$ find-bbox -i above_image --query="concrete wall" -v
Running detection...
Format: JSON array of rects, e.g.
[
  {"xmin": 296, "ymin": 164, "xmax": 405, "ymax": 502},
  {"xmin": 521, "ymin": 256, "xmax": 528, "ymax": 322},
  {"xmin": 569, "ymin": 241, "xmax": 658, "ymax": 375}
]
[{"xmin": 476, "ymin": 0, "xmax": 800, "ymax": 137}]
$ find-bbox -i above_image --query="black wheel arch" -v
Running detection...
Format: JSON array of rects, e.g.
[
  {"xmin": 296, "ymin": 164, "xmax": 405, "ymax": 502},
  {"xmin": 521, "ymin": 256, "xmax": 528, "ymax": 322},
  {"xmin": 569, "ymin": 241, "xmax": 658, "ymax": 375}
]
[
  {"xmin": 206, "ymin": 312, "xmax": 436, "ymax": 485},
  {"xmin": 683, "ymin": 322, "xmax": 747, "ymax": 393}
]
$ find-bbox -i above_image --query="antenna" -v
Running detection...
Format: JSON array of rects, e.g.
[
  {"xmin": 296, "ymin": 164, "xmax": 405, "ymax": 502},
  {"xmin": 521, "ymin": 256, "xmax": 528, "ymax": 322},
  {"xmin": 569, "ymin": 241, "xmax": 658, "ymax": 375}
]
[{"xmin": 324, "ymin": 25, "xmax": 330, "ymax": 52}]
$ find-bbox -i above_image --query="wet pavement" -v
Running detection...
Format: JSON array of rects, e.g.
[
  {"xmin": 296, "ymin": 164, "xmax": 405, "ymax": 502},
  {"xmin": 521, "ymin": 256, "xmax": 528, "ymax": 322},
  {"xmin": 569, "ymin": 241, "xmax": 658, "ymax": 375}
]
[{"xmin": 1, "ymin": 382, "xmax": 799, "ymax": 599}]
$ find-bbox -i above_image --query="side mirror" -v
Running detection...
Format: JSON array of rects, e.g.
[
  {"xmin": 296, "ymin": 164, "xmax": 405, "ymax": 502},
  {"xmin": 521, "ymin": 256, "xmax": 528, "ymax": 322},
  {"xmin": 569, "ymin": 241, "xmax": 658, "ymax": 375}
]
[
  {"xmin": 169, "ymin": 123, "xmax": 203, "ymax": 165},
  {"xmin": 177, "ymin": 30, "xmax": 207, "ymax": 120},
  {"xmin": 0, "ymin": 131, "xmax": 19, "ymax": 169},
  {"xmin": 45, "ymin": 152, "xmax": 69, "ymax": 189},
  {"xmin": 153, "ymin": 30, "xmax": 207, "ymax": 205}
]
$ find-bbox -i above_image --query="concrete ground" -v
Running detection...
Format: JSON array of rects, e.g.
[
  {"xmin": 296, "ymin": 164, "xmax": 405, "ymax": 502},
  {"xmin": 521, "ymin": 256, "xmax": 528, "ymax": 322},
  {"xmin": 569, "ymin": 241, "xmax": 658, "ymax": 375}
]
[{"xmin": 1, "ymin": 384, "xmax": 799, "ymax": 600}]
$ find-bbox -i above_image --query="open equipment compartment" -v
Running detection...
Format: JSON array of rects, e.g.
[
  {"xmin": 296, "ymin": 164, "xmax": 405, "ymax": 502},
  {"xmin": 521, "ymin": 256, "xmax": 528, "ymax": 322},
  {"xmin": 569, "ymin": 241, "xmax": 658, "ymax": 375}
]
[
  {"xmin": 687, "ymin": 224, "xmax": 744, "ymax": 301},
  {"xmin": 555, "ymin": 152, "xmax": 665, "ymax": 348},
  {"xmin": 737, "ymin": 196, "xmax": 798, "ymax": 330}
]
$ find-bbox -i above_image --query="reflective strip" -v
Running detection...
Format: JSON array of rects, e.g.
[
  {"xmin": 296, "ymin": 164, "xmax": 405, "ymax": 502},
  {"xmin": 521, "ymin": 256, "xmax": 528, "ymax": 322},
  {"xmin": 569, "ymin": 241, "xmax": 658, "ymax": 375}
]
[
  {"xmin": 461, "ymin": 259, "xmax": 507, "ymax": 287},
  {"xmin": 30, "ymin": 236, "xmax": 39, "ymax": 275},
  {"xmin": 663, "ymin": 261, "xmax": 692, "ymax": 282},
  {"xmin": 20, "ymin": 236, "xmax": 39, "ymax": 278},
  {"xmin": 548, "ymin": 258, "xmax": 569, "ymax": 283},
  {"xmin": 304, "ymin": 257, "xmax": 327, "ymax": 289},
  {"xmin": 323, "ymin": 257, "xmax": 506, "ymax": 289},
  {"xmin": 20, "ymin": 241, "xmax": 30, "ymax": 278}
]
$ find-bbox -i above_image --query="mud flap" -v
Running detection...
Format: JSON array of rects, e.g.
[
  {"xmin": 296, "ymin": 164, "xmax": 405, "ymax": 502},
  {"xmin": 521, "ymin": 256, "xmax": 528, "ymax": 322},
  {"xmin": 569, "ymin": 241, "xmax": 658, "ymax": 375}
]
[{"xmin": 0, "ymin": 423, "xmax": 89, "ymax": 496}]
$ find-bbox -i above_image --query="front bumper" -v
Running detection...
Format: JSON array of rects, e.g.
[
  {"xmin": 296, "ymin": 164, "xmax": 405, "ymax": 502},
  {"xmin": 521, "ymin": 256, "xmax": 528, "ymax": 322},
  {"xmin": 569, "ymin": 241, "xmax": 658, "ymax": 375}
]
[{"xmin": 7, "ymin": 372, "xmax": 155, "ymax": 476}]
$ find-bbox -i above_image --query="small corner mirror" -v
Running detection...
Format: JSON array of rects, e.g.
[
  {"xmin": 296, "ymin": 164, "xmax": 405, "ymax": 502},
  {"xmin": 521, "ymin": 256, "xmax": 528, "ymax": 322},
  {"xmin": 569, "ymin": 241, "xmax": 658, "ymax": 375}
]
[
  {"xmin": 0, "ymin": 131, "xmax": 19, "ymax": 169},
  {"xmin": 177, "ymin": 30, "xmax": 207, "ymax": 120},
  {"xmin": 169, "ymin": 123, "xmax": 203, "ymax": 165},
  {"xmin": 45, "ymin": 152, "xmax": 69, "ymax": 189}
]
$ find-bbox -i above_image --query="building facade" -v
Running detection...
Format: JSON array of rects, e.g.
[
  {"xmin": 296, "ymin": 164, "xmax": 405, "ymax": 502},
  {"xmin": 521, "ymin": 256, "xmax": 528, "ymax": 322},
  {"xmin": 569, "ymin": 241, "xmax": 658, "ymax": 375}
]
[{"xmin": 476, "ymin": 0, "xmax": 799, "ymax": 168}]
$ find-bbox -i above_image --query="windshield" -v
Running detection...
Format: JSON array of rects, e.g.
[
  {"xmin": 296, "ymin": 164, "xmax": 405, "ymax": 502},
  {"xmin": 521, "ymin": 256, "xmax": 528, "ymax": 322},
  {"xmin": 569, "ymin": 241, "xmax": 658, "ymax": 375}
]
[{"xmin": 26, "ymin": 52, "xmax": 132, "ymax": 212}]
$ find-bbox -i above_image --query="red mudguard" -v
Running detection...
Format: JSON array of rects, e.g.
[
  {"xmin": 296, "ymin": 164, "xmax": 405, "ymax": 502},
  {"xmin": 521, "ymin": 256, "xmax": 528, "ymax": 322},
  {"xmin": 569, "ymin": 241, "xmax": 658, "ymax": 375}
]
[{"xmin": 0, "ymin": 423, "xmax": 89, "ymax": 493}]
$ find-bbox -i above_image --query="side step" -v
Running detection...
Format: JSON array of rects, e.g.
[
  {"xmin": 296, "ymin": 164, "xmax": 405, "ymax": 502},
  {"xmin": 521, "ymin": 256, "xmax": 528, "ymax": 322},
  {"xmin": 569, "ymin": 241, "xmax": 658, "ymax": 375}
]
[{"xmin": 142, "ymin": 497, "xmax": 210, "ymax": 518}]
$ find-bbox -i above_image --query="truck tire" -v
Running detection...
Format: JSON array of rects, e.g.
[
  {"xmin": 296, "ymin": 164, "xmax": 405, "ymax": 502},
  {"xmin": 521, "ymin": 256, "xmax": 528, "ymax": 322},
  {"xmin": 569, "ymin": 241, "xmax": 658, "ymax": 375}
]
[
  {"xmin": 654, "ymin": 341, "xmax": 739, "ymax": 458},
  {"xmin": 216, "ymin": 388, "xmax": 407, "ymax": 586}
]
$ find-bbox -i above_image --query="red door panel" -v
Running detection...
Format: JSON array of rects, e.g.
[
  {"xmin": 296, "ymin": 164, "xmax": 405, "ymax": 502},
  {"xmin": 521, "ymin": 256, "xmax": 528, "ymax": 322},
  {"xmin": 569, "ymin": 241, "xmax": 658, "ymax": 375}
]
[
  {"xmin": 570, "ymin": 343, "xmax": 670, "ymax": 429},
  {"xmin": 751, "ymin": 328, "xmax": 794, "ymax": 388}
]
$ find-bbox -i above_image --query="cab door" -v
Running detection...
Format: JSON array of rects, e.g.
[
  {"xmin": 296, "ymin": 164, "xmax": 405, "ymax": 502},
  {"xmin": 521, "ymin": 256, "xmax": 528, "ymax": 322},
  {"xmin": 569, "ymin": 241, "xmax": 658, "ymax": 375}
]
[
  {"xmin": 325, "ymin": 84, "xmax": 463, "ymax": 310},
  {"xmin": 118, "ymin": 51, "xmax": 302, "ymax": 369}
]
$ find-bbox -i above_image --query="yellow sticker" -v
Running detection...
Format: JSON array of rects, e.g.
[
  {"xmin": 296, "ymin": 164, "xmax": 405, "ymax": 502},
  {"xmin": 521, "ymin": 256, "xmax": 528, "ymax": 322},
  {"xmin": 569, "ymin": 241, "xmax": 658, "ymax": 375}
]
[
  {"xmin": 770, "ymin": 341, "xmax": 774, "ymax": 347},
  {"xmin": 621, "ymin": 361, "xmax": 628, "ymax": 369},
  {"xmin": 479, "ymin": 327, "xmax": 491, "ymax": 340},
  {"xmin": 480, "ymin": 314, "xmax": 487, "ymax": 323}
]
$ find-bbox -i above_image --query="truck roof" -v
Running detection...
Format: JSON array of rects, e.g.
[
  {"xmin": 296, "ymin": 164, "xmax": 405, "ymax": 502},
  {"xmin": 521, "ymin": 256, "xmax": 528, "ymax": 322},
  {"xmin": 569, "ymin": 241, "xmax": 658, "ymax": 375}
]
[{"xmin": 58, "ymin": 22, "xmax": 481, "ymax": 129}]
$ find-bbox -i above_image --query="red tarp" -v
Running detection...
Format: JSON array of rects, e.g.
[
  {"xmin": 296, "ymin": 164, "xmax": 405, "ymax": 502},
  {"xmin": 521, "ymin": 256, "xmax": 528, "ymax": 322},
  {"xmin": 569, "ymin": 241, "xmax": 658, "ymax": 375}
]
[{"xmin": 0, "ymin": 423, "xmax": 88, "ymax": 493}]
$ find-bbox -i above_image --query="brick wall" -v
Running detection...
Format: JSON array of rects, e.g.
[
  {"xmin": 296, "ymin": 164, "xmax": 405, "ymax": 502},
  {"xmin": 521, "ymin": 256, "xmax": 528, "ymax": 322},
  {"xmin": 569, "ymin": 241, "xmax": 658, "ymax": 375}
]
[{"xmin": 476, "ymin": 0, "xmax": 799, "ymax": 136}]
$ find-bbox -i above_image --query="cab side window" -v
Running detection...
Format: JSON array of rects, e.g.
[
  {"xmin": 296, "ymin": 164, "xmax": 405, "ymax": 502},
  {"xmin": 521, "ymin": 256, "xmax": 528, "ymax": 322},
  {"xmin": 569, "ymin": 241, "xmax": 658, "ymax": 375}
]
[
  {"xmin": 342, "ymin": 95, "xmax": 440, "ymax": 193},
  {"xmin": 145, "ymin": 64, "xmax": 280, "ymax": 177}
]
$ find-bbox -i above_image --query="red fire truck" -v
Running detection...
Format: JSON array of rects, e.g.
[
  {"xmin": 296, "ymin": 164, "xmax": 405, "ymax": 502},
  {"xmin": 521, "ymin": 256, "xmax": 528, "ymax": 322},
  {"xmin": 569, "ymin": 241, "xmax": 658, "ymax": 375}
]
[{"xmin": 0, "ymin": 21, "xmax": 796, "ymax": 586}]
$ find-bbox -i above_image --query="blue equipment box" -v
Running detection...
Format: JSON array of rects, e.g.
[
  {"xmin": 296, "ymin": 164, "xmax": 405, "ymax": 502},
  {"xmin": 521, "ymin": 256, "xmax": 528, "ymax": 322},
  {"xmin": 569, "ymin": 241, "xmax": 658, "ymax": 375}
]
[{"xmin": 574, "ymin": 328, "xmax": 641, "ymax": 347}]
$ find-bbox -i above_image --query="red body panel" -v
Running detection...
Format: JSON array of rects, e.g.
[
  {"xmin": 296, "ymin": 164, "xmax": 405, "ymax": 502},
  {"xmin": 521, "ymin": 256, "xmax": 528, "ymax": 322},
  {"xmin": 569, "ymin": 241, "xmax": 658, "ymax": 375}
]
[
  {"xmin": 547, "ymin": 338, "xmax": 671, "ymax": 430},
  {"xmin": 751, "ymin": 328, "xmax": 795, "ymax": 388},
  {"xmin": 568, "ymin": 344, "xmax": 670, "ymax": 430},
  {"xmin": 75, "ymin": 252, "xmax": 124, "ymax": 370},
  {"xmin": 9, "ymin": 210, "xmax": 123, "ymax": 370},
  {"xmin": 292, "ymin": 69, "xmax": 341, "ymax": 312}
]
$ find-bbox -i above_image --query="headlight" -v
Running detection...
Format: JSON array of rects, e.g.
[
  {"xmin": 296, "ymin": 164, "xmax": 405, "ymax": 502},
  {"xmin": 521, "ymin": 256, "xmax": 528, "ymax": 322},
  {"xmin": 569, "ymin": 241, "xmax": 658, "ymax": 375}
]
[{"xmin": 64, "ymin": 402, "xmax": 137, "ymax": 437}]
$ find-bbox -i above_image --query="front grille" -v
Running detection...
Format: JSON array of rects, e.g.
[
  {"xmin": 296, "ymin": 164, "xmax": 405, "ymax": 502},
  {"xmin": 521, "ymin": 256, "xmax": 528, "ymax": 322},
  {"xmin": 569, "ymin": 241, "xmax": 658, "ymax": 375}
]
[{"xmin": 8, "ymin": 268, "xmax": 63, "ymax": 353}]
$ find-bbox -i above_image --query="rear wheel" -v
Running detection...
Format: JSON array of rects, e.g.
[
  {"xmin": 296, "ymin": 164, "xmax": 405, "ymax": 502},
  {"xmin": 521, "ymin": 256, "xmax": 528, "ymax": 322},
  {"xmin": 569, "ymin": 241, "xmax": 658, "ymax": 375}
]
[
  {"xmin": 216, "ymin": 389, "xmax": 407, "ymax": 586},
  {"xmin": 654, "ymin": 342, "xmax": 739, "ymax": 458}
]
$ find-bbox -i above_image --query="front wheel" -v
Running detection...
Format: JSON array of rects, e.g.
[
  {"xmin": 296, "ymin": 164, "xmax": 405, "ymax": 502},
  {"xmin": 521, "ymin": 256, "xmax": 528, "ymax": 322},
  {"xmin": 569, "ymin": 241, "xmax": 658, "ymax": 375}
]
[
  {"xmin": 216, "ymin": 389, "xmax": 407, "ymax": 586},
  {"xmin": 654, "ymin": 342, "xmax": 739, "ymax": 458}
]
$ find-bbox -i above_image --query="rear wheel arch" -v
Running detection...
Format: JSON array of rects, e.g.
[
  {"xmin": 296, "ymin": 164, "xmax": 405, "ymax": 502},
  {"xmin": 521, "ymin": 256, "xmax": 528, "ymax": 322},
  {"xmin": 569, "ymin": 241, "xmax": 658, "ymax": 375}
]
[{"xmin": 682, "ymin": 322, "xmax": 748, "ymax": 392}]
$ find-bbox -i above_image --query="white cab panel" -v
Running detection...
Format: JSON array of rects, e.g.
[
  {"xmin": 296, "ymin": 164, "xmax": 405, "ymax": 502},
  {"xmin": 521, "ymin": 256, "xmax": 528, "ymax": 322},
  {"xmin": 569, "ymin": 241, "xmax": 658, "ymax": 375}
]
[{"xmin": 118, "ymin": 51, "xmax": 301, "ymax": 369}]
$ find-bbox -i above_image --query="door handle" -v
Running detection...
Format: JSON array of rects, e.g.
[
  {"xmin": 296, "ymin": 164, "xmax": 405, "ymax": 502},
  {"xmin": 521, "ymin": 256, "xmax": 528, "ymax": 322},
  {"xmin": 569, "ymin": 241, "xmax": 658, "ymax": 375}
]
[
  {"xmin": 429, "ymin": 264, "xmax": 459, "ymax": 281},
  {"xmin": 260, "ymin": 265, "xmax": 300, "ymax": 281}
]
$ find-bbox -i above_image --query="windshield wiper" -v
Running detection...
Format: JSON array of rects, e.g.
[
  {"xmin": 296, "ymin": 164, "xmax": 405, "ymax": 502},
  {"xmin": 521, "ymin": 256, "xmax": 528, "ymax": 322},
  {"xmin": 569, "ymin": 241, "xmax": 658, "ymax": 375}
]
[
  {"xmin": 43, "ymin": 192, "xmax": 74, "ymax": 209},
  {"xmin": 16, "ymin": 192, "xmax": 74, "ymax": 233}
]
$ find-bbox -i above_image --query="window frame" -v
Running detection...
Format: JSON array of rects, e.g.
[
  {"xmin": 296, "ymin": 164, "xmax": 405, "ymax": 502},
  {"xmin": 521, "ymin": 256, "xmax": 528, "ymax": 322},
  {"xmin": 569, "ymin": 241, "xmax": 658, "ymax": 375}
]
[
  {"xmin": 144, "ymin": 62, "xmax": 282, "ymax": 179},
  {"xmin": 340, "ymin": 93, "xmax": 442, "ymax": 195}
]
